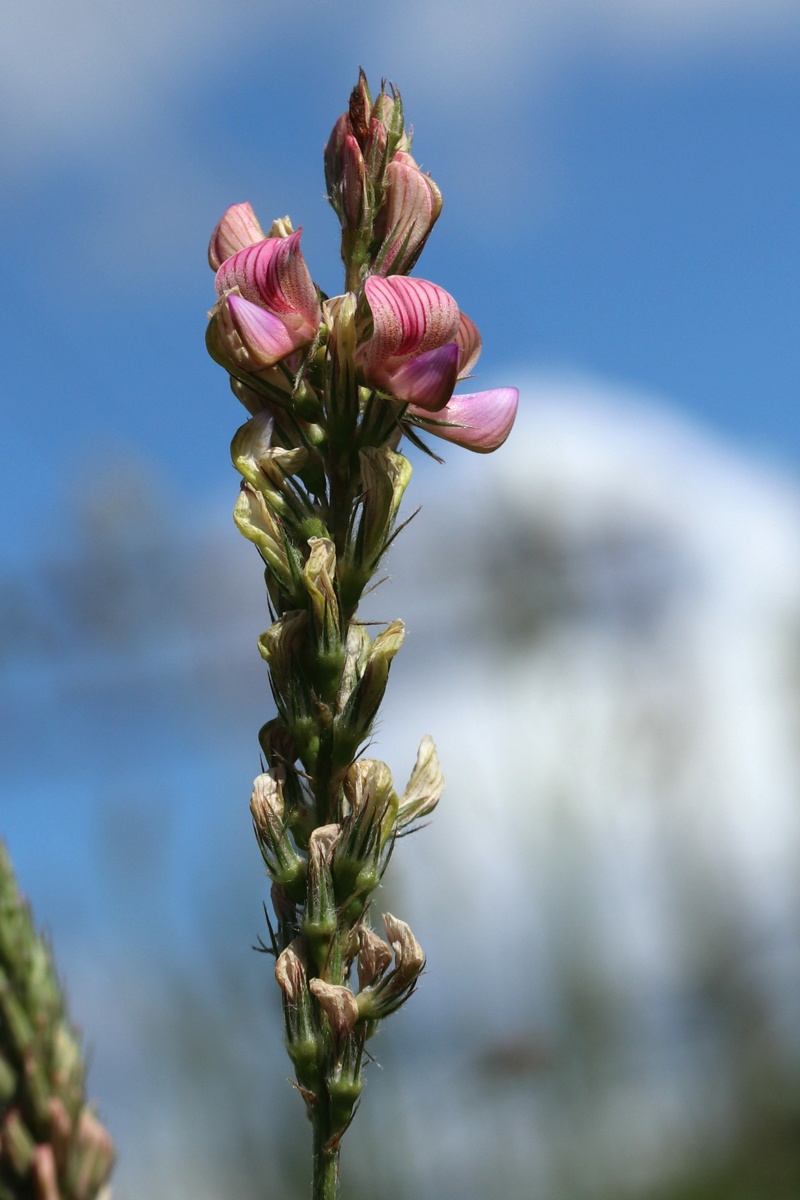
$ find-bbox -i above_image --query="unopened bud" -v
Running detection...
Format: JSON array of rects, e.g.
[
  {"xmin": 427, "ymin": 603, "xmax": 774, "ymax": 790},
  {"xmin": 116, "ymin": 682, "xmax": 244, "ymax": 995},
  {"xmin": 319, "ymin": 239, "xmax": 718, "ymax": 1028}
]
[
  {"xmin": 336, "ymin": 622, "xmax": 371, "ymax": 712},
  {"xmin": 347, "ymin": 620, "xmax": 405, "ymax": 739},
  {"xmin": 375, "ymin": 152, "xmax": 442, "ymax": 276},
  {"xmin": 322, "ymin": 293, "xmax": 358, "ymax": 434},
  {"xmin": 257, "ymin": 611, "xmax": 308, "ymax": 705},
  {"xmin": 353, "ymin": 447, "xmax": 412, "ymax": 572},
  {"xmin": 302, "ymin": 537, "xmax": 344, "ymax": 697},
  {"xmin": 233, "ymin": 484, "xmax": 299, "ymax": 599},
  {"xmin": 231, "ymin": 411, "xmax": 309, "ymax": 514}
]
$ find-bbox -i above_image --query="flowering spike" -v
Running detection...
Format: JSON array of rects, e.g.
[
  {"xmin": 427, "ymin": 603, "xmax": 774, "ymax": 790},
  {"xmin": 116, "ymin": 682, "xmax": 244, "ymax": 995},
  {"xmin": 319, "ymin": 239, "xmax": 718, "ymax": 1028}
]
[{"xmin": 205, "ymin": 72, "xmax": 518, "ymax": 1198}]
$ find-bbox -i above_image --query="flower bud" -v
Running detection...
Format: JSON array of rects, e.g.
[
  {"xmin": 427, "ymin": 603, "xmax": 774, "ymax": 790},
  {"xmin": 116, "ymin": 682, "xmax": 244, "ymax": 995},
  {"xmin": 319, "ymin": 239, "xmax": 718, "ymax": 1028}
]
[
  {"xmin": 397, "ymin": 735, "xmax": 444, "ymax": 828},
  {"xmin": 322, "ymin": 293, "xmax": 359, "ymax": 436},
  {"xmin": 374, "ymin": 152, "xmax": 442, "ymax": 276},
  {"xmin": 335, "ymin": 622, "xmax": 371, "ymax": 714},
  {"xmin": 353, "ymin": 447, "xmax": 412, "ymax": 572},
  {"xmin": 257, "ymin": 611, "xmax": 309, "ymax": 710},
  {"xmin": 233, "ymin": 484, "xmax": 301, "ymax": 601},
  {"xmin": 47, "ymin": 1096, "xmax": 72, "ymax": 1170},
  {"xmin": 345, "ymin": 620, "xmax": 405, "ymax": 740},
  {"xmin": 370, "ymin": 90, "xmax": 410, "ymax": 155},
  {"xmin": 231, "ymin": 411, "xmax": 309, "ymax": 517},
  {"xmin": 208, "ymin": 201, "xmax": 265, "ymax": 270},
  {"xmin": 303, "ymin": 538, "xmax": 339, "ymax": 642},
  {"xmin": 341, "ymin": 135, "xmax": 368, "ymax": 231}
]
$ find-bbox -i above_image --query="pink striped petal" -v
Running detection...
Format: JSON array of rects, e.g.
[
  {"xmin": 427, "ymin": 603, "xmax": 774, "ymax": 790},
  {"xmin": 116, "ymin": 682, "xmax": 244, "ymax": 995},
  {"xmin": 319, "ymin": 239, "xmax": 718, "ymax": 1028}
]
[
  {"xmin": 361, "ymin": 275, "xmax": 460, "ymax": 373},
  {"xmin": 226, "ymin": 294, "xmax": 302, "ymax": 367},
  {"xmin": 375, "ymin": 156, "xmax": 442, "ymax": 276},
  {"xmin": 407, "ymin": 387, "xmax": 519, "ymax": 453},
  {"xmin": 455, "ymin": 311, "xmax": 482, "ymax": 379},
  {"xmin": 215, "ymin": 230, "xmax": 320, "ymax": 339},
  {"xmin": 377, "ymin": 341, "xmax": 460, "ymax": 410},
  {"xmin": 208, "ymin": 202, "xmax": 265, "ymax": 270}
]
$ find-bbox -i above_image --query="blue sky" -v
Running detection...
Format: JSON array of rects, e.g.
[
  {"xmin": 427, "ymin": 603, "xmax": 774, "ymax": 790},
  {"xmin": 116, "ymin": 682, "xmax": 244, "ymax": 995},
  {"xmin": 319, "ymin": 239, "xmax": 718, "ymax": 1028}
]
[{"xmin": 1, "ymin": 0, "xmax": 799, "ymax": 571}]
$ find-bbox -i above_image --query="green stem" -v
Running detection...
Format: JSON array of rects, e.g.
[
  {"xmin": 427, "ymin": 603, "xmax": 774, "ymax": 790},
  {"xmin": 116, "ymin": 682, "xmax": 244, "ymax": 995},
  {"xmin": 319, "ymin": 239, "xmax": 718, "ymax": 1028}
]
[{"xmin": 312, "ymin": 1113, "xmax": 339, "ymax": 1200}]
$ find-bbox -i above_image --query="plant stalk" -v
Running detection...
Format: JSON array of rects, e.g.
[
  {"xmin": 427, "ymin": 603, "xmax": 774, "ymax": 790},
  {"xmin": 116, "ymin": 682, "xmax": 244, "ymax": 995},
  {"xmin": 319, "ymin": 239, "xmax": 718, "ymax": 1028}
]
[{"xmin": 312, "ymin": 1115, "xmax": 339, "ymax": 1200}]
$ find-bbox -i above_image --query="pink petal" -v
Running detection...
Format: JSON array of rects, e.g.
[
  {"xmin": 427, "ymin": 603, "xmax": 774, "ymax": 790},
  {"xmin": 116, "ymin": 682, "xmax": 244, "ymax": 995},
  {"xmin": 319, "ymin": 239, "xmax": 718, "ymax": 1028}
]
[
  {"xmin": 407, "ymin": 387, "xmax": 519, "ymax": 453},
  {"xmin": 455, "ymin": 311, "xmax": 482, "ymax": 379},
  {"xmin": 208, "ymin": 202, "xmax": 265, "ymax": 271},
  {"xmin": 215, "ymin": 230, "xmax": 320, "ymax": 339},
  {"xmin": 227, "ymin": 294, "xmax": 302, "ymax": 366},
  {"xmin": 361, "ymin": 275, "xmax": 460, "ymax": 373},
  {"xmin": 375, "ymin": 157, "xmax": 442, "ymax": 276},
  {"xmin": 378, "ymin": 341, "xmax": 460, "ymax": 410}
]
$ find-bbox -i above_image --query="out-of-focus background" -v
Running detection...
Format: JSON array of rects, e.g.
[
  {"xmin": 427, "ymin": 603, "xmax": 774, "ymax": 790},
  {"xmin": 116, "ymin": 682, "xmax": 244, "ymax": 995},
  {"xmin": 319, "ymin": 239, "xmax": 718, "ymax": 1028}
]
[{"xmin": 2, "ymin": 2, "xmax": 800, "ymax": 1197}]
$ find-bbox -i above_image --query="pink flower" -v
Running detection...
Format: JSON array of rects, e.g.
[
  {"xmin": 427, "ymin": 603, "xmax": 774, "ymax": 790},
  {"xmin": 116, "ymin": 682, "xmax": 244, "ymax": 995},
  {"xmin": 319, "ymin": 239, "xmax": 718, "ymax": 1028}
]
[
  {"xmin": 407, "ymin": 387, "xmax": 519, "ymax": 453},
  {"xmin": 357, "ymin": 274, "xmax": 517, "ymax": 452},
  {"xmin": 208, "ymin": 202, "xmax": 265, "ymax": 271},
  {"xmin": 213, "ymin": 229, "xmax": 321, "ymax": 368},
  {"xmin": 359, "ymin": 275, "xmax": 478, "ymax": 411},
  {"xmin": 374, "ymin": 152, "xmax": 442, "ymax": 276}
]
